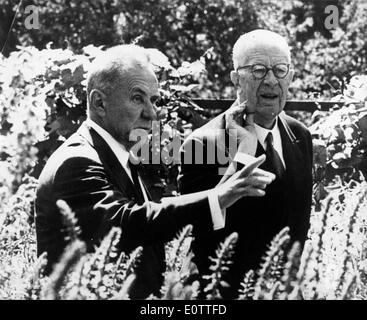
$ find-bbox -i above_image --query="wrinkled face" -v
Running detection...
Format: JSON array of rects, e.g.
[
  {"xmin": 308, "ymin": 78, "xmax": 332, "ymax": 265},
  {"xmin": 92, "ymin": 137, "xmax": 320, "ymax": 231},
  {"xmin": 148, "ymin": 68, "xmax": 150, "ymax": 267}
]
[
  {"xmin": 231, "ymin": 43, "xmax": 294, "ymax": 128},
  {"xmin": 103, "ymin": 67, "xmax": 160, "ymax": 149}
]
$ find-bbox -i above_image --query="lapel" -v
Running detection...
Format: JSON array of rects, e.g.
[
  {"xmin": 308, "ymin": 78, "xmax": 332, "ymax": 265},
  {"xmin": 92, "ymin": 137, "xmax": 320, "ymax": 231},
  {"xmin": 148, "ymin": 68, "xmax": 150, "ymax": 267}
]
[
  {"xmin": 277, "ymin": 114, "xmax": 310, "ymax": 228},
  {"xmin": 278, "ymin": 112, "xmax": 299, "ymax": 144},
  {"xmin": 140, "ymin": 179, "xmax": 153, "ymax": 201},
  {"xmin": 277, "ymin": 113, "xmax": 305, "ymax": 188},
  {"xmin": 77, "ymin": 122, "xmax": 145, "ymax": 203}
]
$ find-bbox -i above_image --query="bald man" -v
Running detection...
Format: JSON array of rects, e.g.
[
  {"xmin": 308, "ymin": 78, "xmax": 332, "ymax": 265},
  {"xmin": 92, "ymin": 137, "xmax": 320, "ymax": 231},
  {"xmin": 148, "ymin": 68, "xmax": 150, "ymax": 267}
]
[
  {"xmin": 178, "ymin": 30, "xmax": 313, "ymax": 298},
  {"xmin": 34, "ymin": 44, "xmax": 275, "ymax": 299}
]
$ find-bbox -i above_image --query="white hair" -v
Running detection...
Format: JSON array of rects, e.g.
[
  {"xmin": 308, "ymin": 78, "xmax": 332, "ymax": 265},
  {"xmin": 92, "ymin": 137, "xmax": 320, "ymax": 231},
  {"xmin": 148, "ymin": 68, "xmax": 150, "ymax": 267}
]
[
  {"xmin": 232, "ymin": 29, "xmax": 291, "ymax": 69},
  {"xmin": 86, "ymin": 44, "xmax": 153, "ymax": 103}
]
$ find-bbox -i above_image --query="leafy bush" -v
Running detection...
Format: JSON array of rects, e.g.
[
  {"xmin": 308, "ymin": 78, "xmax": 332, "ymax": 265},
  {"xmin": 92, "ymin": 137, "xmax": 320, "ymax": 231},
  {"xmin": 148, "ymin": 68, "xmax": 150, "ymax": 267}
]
[
  {"xmin": 5, "ymin": 0, "xmax": 366, "ymax": 99},
  {"xmin": 257, "ymin": 0, "xmax": 367, "ymax": 99},
  {"xmin": 2, "ymin": 0, "xmax": 261, "ymax": 98},
  {"xmin": 0, "ymin": 44, "xmax": 214, "ymax": 199},
  {"xmin": 309, "ymin": 75, "xmax": 367, "ymax": 209}
]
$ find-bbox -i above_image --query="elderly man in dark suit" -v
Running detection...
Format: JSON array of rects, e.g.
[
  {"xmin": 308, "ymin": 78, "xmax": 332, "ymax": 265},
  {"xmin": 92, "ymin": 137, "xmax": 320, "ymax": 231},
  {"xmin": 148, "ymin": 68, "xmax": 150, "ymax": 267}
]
[
  {"xmin": 178, "ymin": 30, "xmax": 313, "ymax": 298},
  {"xmin": 35, "ymin": 44, "xmax": 275, "ymax": 299}
]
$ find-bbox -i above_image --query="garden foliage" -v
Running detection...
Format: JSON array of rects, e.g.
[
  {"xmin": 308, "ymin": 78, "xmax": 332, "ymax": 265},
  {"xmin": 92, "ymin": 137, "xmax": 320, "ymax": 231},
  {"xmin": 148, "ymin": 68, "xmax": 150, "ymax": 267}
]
[
  {"xmin": 1, "ymin": 0, "xmax": 367, "ymax": 300},
  {"xmin": 2, "ymin": 0, "xmax": 367, "ymax": 98}
]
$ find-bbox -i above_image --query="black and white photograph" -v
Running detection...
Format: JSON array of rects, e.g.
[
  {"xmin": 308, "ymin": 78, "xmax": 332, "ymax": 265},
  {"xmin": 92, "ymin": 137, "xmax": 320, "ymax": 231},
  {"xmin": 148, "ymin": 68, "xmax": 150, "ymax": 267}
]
[{"xmin": 1, "ymin": 0, "xmax": 367, "ymax": 309}]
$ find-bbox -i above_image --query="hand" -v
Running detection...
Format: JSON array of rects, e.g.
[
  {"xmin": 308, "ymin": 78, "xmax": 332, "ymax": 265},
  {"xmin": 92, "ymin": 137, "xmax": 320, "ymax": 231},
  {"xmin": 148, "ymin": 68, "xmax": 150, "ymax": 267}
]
[
  {"xmin": 216, "ymin": 154, "xmax": 275, "ymax": 210},
  {"xmin": 225, "ymin": 100, "xmax": 257, "ymax": 156}
]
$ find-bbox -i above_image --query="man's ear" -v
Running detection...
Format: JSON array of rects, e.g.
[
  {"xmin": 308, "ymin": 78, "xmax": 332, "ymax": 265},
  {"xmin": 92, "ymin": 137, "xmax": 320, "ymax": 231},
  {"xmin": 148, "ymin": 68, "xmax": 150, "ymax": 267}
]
[
  {"xmin": 89, "ymin": 89, "xmax": 106, "ymax": 117},
  {"xmin": 230, "ymin": 70, "xmax": 239, "ymax": 88}
]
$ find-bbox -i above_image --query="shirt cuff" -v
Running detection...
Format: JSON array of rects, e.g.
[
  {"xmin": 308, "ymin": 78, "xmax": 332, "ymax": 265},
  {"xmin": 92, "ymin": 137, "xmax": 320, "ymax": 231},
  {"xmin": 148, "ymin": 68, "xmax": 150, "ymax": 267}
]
[
  {"xmin": 234, "ymin": 152, "xmax": 258, "ymax": 166},
  {"xmin": 208, "ymin": 189, "xmax": 226, "ymax": 230}
]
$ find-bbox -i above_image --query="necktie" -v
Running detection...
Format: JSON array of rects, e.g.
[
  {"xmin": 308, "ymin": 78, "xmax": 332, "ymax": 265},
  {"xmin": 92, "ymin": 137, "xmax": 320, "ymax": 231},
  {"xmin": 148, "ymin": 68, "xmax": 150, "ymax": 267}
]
[
  {"xmin": 265, "ymin": 132, "xmax": 285, "ymax": 179},
  {"xmin": 128, "ymin": 160, "xmax": 145, "ymax": 203}
]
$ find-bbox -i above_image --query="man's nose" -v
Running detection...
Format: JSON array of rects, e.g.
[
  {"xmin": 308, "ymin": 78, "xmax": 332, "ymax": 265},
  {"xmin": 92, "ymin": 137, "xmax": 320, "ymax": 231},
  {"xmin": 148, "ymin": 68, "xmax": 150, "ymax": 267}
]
[
  {"xmin": 143, "ymin": 102, "xmax": 157, "ymax": 121},
  {"xmin": 263, "ymin": 69, "xmax": 278, "ymax": 86}
]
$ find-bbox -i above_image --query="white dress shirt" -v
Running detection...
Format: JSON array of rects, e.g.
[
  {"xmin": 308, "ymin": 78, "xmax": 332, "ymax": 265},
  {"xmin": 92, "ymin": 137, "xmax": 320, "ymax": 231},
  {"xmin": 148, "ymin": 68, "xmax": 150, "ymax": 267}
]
[{"xmin": 86, "ymin": 119, "xmax": 225, "ymax": 230}]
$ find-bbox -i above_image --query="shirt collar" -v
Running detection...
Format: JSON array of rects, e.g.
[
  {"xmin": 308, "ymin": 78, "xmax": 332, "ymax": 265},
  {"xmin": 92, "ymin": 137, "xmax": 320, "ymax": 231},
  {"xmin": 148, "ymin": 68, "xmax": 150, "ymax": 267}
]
[
  {"xmin": 253, "ymin": 117, "xmax": 279, "ymax": 145},
  {"xmin": 86, "ymin": 118, "xmax": 130, "ymax": 169}
]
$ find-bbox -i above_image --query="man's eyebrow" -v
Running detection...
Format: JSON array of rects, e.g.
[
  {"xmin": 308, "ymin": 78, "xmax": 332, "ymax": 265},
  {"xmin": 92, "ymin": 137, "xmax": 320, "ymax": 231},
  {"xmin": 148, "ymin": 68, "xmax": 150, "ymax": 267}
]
[
  {"xmin": 131, "ymin": 88, "xmax": 147, "ymax": 96},
  {"xmin": 131, "ymin": 88, "xmax": 160, "ymax": 101}
]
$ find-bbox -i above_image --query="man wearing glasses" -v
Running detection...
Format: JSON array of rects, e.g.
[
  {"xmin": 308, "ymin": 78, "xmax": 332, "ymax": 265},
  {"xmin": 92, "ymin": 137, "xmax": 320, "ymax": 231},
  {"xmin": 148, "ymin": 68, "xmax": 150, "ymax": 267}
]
[{"xmin": 178, "ymin": 29, "xmax": 313, "ymax": 298}]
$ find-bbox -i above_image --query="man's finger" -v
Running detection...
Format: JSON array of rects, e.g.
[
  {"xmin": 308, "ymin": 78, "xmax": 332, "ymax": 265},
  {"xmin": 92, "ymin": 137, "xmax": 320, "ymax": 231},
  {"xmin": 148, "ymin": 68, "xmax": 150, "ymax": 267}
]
[
  {"xmin": 239, "ymin": 187, "xmax": 266, "ymax": 197},
  {"xmin": 250, "ymin": 168, "xmax": 276, "ymax": 181},
  {"xmin": 243, "ymin": 175, "xmax": 274, "ymax": 188},
  {"xmin": 229, "ymin": 100, "xmax": 247, "ymax": 118},
  {"xmin": 239, "ymin": 154, "xmax": 266, "ymax": 178},
  {"xmin": 237, "ymin": 100, "xmax": 247, "ymax": 109},
  {"xmin": 233, "ymin": 100, "xmax": 247, "ymax": 116}
]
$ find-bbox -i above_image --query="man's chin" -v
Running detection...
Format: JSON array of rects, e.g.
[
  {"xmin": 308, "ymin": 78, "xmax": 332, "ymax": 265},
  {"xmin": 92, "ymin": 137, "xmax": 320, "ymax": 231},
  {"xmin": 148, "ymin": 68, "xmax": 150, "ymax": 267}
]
[
  {"xmin": 257, "ymin": 103, "xmax": 280, "ymax": 114},
  {"xmin": 255, "ymin": 110, "xmax": 280, "ymax": 128}
]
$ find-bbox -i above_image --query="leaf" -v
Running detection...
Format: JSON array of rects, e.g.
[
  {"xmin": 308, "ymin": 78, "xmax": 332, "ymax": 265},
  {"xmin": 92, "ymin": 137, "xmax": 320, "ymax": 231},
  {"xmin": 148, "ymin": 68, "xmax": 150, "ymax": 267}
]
[
  {"xmin": 146, "ymin": 48, "xmax": 172, "ymax": 71},
  {"xmin": 170, "ymin": 84, "xmax": 199, "ymax": 93},
  {"xmin": 176, "ymin": 60, "xmax": 206, "ymax": 78}
]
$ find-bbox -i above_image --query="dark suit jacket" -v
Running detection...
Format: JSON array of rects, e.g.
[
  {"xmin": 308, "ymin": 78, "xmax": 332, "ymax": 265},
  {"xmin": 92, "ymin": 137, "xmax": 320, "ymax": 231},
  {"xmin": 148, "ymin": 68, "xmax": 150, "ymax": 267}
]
[
  {"xmin": 35, "ymin": 122, "xmax": 213, "ymax": 299},
  {"xmin": 177, "ymin": 111, "xmax": 313, "ymax": 298}
]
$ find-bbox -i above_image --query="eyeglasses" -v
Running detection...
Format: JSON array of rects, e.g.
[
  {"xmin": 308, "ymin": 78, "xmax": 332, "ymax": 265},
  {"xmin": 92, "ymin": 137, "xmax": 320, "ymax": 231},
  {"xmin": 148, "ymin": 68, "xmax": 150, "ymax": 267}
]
[{"xmin": 237, "ymin": 63, "xmax": 290, "ymax": 80}]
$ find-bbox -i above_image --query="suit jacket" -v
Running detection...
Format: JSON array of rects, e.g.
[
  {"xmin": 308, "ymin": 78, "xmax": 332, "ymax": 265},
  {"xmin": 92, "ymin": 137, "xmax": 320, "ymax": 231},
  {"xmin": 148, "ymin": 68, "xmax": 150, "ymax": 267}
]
[
  {"xmin": 35, "ymin": 122, "xmax": 214, "ymax": 299},
  {"xmin": 177, "ymin": 110, "xmax": 313, "ymax": 298}
]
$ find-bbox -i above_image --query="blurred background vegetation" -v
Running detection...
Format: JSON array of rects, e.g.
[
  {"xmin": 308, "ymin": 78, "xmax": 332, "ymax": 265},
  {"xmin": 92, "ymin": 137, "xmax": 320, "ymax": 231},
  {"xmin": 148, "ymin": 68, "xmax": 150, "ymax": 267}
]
[{"xmin": 1, "ymin": 0, "xmax": 366, "ymax": 99}]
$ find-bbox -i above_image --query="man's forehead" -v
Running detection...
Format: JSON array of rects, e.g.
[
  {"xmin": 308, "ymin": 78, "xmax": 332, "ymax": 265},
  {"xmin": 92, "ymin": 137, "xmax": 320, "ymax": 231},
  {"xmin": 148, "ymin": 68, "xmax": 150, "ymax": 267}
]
[
  {"xmin": 124, "ymin": 67, "xmax": 159, "ymax": 93},
  {"xmin": 246, "ymin": 54, "xmax": 289, "ymax": 63},
  {"xmin": 238, "ymin": 43, "xmax": 291, "ymax": 64}
]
